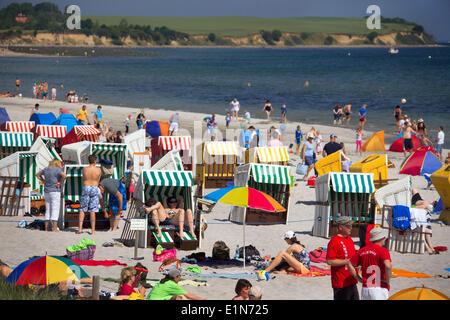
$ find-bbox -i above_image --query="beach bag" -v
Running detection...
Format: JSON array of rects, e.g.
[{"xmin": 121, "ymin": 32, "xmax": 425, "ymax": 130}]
[
  {"xmin": 238, "ymin": 245, "xmax": 261, "ymax": 259},
  {"xmin": 153, "ymin": 248, "xmax": 177, "ymax": 262},
  {"xmin": 212, "ymin": 241, "xmax": 230, "ymax": 260},
  {"xmin": 296, "ymin": 162, "xmax": 308, "ymax": 175},
  {"xmin": 392, "ymin": 205, "xmax": 411, "ymax": 230},
  {"xmin": 309, "ymin": 248, "xmax": 327, "ymax": 263}
]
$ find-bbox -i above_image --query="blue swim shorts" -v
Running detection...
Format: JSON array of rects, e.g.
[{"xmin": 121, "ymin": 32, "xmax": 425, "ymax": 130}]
[{"xmin": 80, "ymin": 186, "xmax": 100, "ymax": 213}]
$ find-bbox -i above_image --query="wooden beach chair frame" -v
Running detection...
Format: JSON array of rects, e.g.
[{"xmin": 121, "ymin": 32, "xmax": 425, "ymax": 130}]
[
  {"xmin": 195, "ymin": 141, "xmax": 240, "ymax": 196},
  {"xmin": 313, "ymin": 172, "xmax": 376, "ymax": 238}
]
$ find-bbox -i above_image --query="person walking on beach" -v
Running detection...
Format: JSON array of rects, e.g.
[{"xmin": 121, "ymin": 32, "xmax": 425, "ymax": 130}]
[
  {"xmin": 225, "ymin": 112, "xmax": 231, "ymax": 129},
  {"xmin": 358, "ymin": 104, "xmax": 367, "ymax": 130},
  {"xmin": 78, "ymin": 155, "xmax": 102, "ymax": 235},
  {"xmin": 402, "ymin": 121, "xmax": 416, "ymax": 157},
  {"xmin": 136, "ymin": 110, "xmax": 146, "ymax": 130},
  {"xmin": 36, "ymin": 159, "xmax": 66, "ymax": 232},
  {"xmin": 343, "ymin": 104, "xmax": 352, "ymax": 125},
  {"xmin": 356, "ymin": 127, "xmax": 363, "ymax": 156},
  {"xmin": 322, "ymin": 134, "xmax": 342, "ymax": 158},
  {"xmin": 262, "ymin": 100, "xmax": 273, "ymax": 121},
  {"xmin": 435, "ymin": 126, "xmax": 445, "ymax": 161},
  {"xmin": 281, "ymin": 104, "xmax": 287, "ymax": 123},
  {"xmin": 125, "ymin": 115, "xmax": 131, "ymax": 134},
  {"xmin": 348, "ymin": 228, "xmax": 392, "ymax": 300},
  {"xmin": 326, "ymin": 216, "xmax": 359, "ymax": 300},
  {"xmin": 295, "ymin": 125, "xmax": 303, "ymax": 155},
  {"xmin": 230, "ymin": 98, "xmax": 240, "ymax": 121},
  {"xmin": 315, "ymin": 130, "xmax": 323, "ymax": 155},
  {"xmin": 42, "ymin": 81, "xmax": 48, "ymax": 102},
  {"xmin": 32, "ymin": 83, "xmax": 37, "ymax": 98},
  {"xmin": 169, "ymin": 112, "xmax": 180, "ymax": 136},
  {"xmin": 302, "ymin": 134, "xmax": 316, "ymax": 181},
  {"xmin": 205, "ymin": 114, "xmax": 217, "ymax": 141},
  {"xmin": 93, "ymin": 105, "xmax": 103, "ymax": 130},
  {"xmin": 77, "ymin": 105, "xmax": 90, "ymax": 125}
]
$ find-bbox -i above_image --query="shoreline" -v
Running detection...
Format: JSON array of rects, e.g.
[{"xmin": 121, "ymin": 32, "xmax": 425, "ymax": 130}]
[{"xmin": 0, "ymin": 96, "xmax": 449, "ymax": 299}]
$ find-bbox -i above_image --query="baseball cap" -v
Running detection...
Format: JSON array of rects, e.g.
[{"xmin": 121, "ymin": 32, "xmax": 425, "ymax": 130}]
[
  {"xmin": 335, "ymin": 216, "xmax": 354, "ymax": 226},
  {"xmin": 283, "ymin": 230, "xmax": 295, "ymax": 239},
  {"xmin": 168, "ymin": 268, "xmax": 181, "ymax": 278},
  {"xmin": 330, "ymin": 134, "xmax": 337, "ymax": 139}
]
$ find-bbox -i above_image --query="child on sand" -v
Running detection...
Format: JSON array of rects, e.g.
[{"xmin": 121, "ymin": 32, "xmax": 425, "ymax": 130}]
[
  {"xmin": 225, "ymin": 112, "xmax": 231, "ymax": 129},
  {"xmin": 356, "ymin": 127, "xmax": 363, "ymax": 156},
  {"xmin": 232, "ymin": 279, "xmax": 252, "ymax": 300},
  {"xmin": 125, "ymin": 115, "xmax": 131, "ymax": 134},
  {"xmin": 118, "ymin": 267, "xmax": 146, "ymax": 298},
  {"xmin": 295, "ymin": 125, "xmax": 303, "ymax": 155}
]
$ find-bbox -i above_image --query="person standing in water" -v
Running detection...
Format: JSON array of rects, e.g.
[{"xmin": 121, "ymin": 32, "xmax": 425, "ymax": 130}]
[
  {"xmin": 262, "ymin": 100, "xmax": 273, "ymax": 120},
  {"xmin": 229, "ymin": 98, "xmax": 240, "ymax": 121}
]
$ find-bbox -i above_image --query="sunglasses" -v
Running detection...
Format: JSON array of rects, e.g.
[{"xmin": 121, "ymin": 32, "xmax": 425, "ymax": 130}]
[{"xmin": 169, "ymin": 200, "xmax": 178, "ymax": 204}]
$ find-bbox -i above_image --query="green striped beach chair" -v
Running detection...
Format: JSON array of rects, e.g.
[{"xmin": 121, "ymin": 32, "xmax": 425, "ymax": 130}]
[
  {"xmin": 0, "ymin": 132, "xmax": 34, "ymax": 160},
  {"xmin": 0, "ymin": 151, "xmax": 39, "ymax": 215},
  {"xmin": 130, "ymin": 169, "xmax": 200, "ymax": 249},
  {"xmin": 90, "ymin": 143, "xmax": 127, "ymax": 180},
  {"xmin": 230, "ymin": 163, "xmax": 291, "ymax": 225}
]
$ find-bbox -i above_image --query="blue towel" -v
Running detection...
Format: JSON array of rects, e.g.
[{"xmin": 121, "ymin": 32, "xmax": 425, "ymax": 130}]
[{"xmin": 392, "ymin": 205, "xmax": 411, "ymax": 230}]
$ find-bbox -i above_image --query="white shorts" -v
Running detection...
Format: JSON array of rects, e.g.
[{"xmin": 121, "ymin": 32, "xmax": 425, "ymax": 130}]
[
  {"xmin": 169, "ymin": 122, "xmax": 179, "ymax": 132},
  {"xmin": 232, "ymin": 106, "xmax": 239, "ymax": 112},
  {"xmin": 44, "ymin": 192, "xmax": 61, "ymax": 221},
  {"xmin": 361, "ymin": 287, "xmax": 389, "ymax": 300}
]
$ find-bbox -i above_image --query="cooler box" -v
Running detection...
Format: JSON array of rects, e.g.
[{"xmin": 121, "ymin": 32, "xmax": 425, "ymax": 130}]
[
  {"xmin": 315, "ymin": 151, "xmax": 342, "ymax": 176},
  {"xmin": 350, "ymin": 154, "xmax": 388, "ymax": 187}
]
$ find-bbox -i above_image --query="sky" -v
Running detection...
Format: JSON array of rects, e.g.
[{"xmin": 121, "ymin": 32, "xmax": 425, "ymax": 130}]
[{"xmin": 2, "ymin": 0, "xmax": 449, "ymax": 41}]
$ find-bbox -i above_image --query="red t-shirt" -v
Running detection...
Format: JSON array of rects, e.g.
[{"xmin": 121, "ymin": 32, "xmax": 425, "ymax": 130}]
[
  {"xmin": 118, "ymin": 283, "xmax": 136, "ymax": 296},
  {"xmin": 351, "ymin": 243, "xmax": 391, "ymax": 290},
  {"xmin": 326, "ymin": 234, "xmax": 358, "ymax": 289}
]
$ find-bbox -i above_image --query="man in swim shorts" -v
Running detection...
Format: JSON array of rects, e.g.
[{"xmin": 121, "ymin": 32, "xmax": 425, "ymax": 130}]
[
  {"xmin": 79, "ymin": 155, "xmax": 102, "ymax": 234},
  {"xmin": 402, "ymin": 120, "xmax": 416, "ymax": 156}
]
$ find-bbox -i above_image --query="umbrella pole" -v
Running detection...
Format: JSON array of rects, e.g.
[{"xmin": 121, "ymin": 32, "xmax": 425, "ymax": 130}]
[{"xmin": 243, "ymin": 207, "xmax": 247, "ymax": 269}]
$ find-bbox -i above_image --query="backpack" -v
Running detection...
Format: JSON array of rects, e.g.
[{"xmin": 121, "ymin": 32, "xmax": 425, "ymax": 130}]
[
  {"xmin": 212, "ymin": 241, "xmax": 230, "ymax": 260},
  {"xmin": 238, "ymin": 245, "xmax": 261, "ymax": 259}
]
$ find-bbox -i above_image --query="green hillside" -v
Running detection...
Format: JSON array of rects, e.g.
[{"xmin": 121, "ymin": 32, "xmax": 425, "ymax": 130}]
[{"xmin": 85, "ymin": 16, "xmax": 415, "ymax": 37}]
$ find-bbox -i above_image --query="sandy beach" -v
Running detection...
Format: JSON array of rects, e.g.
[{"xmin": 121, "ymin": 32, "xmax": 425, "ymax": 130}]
[{"xmin": 0, "ymin": 96, "xmax": 448, "ymax": 300}]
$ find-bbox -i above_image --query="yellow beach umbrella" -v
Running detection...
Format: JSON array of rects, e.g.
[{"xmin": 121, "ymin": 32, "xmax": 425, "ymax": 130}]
[{"xmin": 389, "ymin": 285, "xmax": 449, "ymax": 300}]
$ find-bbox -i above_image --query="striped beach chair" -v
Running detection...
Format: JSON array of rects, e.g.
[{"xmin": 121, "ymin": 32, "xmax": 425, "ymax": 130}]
[
  {"xmin": 35, "ymin": 124, "xmax": 67, "ymax": 150},
  {"xmin": 122, "ymin": 169, "xmax": 200, "ymax": 250},
  {"xmin": 195, "ymin": 141, "xmax": 241, "ymax": 195},
  {"xmin": 90, "ymin": 143, "xmax": 127, "ymax": 180},
  {"xmin": 151, "ymin": 136, "xmax": 192, "ymax": 170},
  {"xmin": 0, "ymin": 132, "xmax": 34, "ymax": 159},
  {"xmin": 245, "ymin": 146, "xmax": 289, "ymax": 165},
  {"xmin": 5, "ymin": 121, "xmax": 35, "ymax": 133},
  {"xmin": 150, "ymin": 150, "xmax": 184, "ymax": 171},
  {"xmin": 230, "ymin": 163, "xmax": 291, "ymax": 225},
  {"xmin": 62, "ymin": 125, "xmax": 100, "ymax": 145},
  {"xmin": 0, "ymin": 151, "xmax": 39, "ymax": 215}
]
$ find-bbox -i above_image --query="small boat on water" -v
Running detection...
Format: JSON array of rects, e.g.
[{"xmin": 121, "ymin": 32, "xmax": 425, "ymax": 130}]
[{"xmin": 389, "ymin": 47, "xmax": 399, "ymax": 54}]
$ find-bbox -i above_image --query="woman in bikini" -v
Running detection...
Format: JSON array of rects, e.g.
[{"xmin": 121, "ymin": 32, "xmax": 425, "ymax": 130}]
[
  {"xmin": 143, "ymin": 196, "xmax": 197, "ymax": 240},
  {"xmin": 259, "ymin": 231, "xmax": 310, "ymax": 276}
]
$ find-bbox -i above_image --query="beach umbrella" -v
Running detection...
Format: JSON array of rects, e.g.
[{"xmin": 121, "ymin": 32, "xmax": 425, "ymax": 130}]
[
  {"xmin": 399, "ymin": 146, "xmax": 442, "ymax": 176},
  {"xmin": 388, "ymin": 132, "xmax": 423, "ymax": 153},
  {"xmin": 204, "ymin": 186, "xmax": 285, "ymax": 267},
  {"xmin": 5, "ymin": 256, "xmax": 89, "ymax": 285},
  {"xmin": 388, "ymin": 285, "xmax": 449, "ymax": 300},
  {"xmin": 145, "ymin": 120, "xmax": 169, "ymax": 138}
]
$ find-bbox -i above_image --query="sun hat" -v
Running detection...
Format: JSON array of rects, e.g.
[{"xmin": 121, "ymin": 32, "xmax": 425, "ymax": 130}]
[
  {"xmin": 335, "ymin": 216, "xmax": 354, "ymax": 226},
  {"xmin": 283, "ymin": 230, "xmax": 295, "ymax": 239},
  {"xmin": 307, "ymin": 133, "xmax": 314, "ymax": 139},
  {"xmin": 418, "ymin": 118, "xmax": 424, "ymax": 122},
  {"xmin": 369, "ymin": 227, "xmax": 387, "ymax": 242},
  {"xmin": 168, "ymin": 268, "xmax": 181, "ymax": 278}
]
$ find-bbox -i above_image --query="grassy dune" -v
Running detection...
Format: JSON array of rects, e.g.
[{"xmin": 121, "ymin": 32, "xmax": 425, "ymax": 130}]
[{"xmin": 84, "ymin": 16, "xmax": 414, "ymax": 37}]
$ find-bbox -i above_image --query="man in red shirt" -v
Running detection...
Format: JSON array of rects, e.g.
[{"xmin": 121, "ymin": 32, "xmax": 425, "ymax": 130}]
[
  {"xmin": 326, "ymin": 216, "xmax": 359, "ymax": 300},
  {"xmin": 349, "ymin": 227, "xmax": 392, "ymax": 300}
]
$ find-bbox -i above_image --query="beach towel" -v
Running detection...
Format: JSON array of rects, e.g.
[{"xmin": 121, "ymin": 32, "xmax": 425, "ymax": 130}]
[
  {"xmin": 287, "ymin": 265, "xmax": 331, "ymax": 278},
  {"xmin": 184, "ymin": 270, "xmax": 274, "ymax": 280},
  {"xmin": 409, "ymin": 208, "xmax": 429, "ymax": 230},
  {"xmin": 392, "ymin": 205, "xmax": 411, "ymax": 230},
  {"xmin": 391, "ymin": 268, "xmax": 432, "ymax": 279},
  {"xmin": 71, "ymin": 259, "xmax": 127, "ymax": 267}
]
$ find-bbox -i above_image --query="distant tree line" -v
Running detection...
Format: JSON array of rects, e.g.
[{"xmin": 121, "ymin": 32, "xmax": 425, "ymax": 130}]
[{"xmin": 0, "ymin": 2, "xmax": 190, "ymax": 45}]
